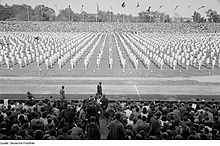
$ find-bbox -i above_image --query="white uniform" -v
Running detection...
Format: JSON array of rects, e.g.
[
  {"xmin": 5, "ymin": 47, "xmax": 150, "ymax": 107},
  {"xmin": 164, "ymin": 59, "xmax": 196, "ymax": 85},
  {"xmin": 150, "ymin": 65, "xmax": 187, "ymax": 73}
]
[
  {"xmin": 212, "ymin": 59, "xmax": 216, "ymax": 70},
  {"xmin": 5, "ymin": 57, "xmax": 10, "ymax": 68},
  {"xmin": 24, "ymin": 56, "xmax": 28, "ymax": 66},
  {"xmin": 70, "ymin": 58, "xmax": 74, "ymax": 69},
  {"xmin": 198, "ymin": 59, "xmax": 202, "ymax": 70},
  {"xmin": 84, "ymin": 59, "xmax": 88, "ymax": 69},
  {"xmin": 97, "ymin": 58, "xmax": 100, "ymax": 69},
  {"xmin": 173, "ymin": 59, "xmax": 177, "ymax": 70},
  {"xmin": 109, "ymin": 58, "xmax": 113, "ymax": 69},
  {"xmin": 58, "ymin": 59, "xmax": 62, "ymax": 69},
  {"xmin": 45, "ymin": 58, "xmax": 49, "ymax": 69},
  {"xmin": 18, "ymin": 58, "xmax": 22, "ymax": 69}
]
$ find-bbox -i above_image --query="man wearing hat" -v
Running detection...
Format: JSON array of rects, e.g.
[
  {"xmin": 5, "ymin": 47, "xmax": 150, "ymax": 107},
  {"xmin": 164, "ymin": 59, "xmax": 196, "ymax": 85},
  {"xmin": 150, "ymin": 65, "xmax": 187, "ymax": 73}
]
[{"xmin": 97, "ymin": 82, "xmax": 103, "ymax": 96}]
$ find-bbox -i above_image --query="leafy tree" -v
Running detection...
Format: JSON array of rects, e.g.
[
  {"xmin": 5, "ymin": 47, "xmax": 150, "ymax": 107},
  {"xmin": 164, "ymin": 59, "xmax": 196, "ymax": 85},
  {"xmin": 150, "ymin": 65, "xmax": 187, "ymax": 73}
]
[
  {"xmin": 7, "ymin": 4, "xmax": 34, "ymax": 21},
  {"xmin": 206, "ymin": 9, "xmax": 220, "ymax": 23},
  {"xmin": 0, "ymin": 4, "xmax": 12, "ymax": 21},
  {"xmin": 164, "ymin": 15, "xmax": 171, "ymax": 23},
  {"xmin": 192, "ymin": 11, "xmax": 202, "ymax": 23},
  {"xmin": 32, "ymin": 5, "xmax": 55, "ymax": 21}
]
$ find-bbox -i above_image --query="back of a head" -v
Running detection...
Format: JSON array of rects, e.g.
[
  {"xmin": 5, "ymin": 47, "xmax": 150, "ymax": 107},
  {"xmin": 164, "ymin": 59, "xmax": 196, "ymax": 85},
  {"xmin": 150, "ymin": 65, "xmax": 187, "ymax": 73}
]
[
  {"xmin": 62, "ymin": 126, "xmax": 69, "ymax": 134},
  {"xmin": 135, "ymin": 134, "xmax": 142, "ymax": 140},
  {"xmin": 90, "ymin": 116, "xmax": 96, "ymax": 123},
  {"xmin": 115, "ymin": 112, "xmax": 121, "ymax": 120},
  {"xmin": 62, "ymin": 86, "xmax": 65, "ymax": 89},
  {"xmin": 142, "ymin": 115, "xmax": 147, "ymax": 122},
  {"xmin": 34, "ymin": 130, "xmax": 43, "ymax": 140},
  {"xmin": 175, "ymin": 134, "xmax": 183, "ymax": 140}
]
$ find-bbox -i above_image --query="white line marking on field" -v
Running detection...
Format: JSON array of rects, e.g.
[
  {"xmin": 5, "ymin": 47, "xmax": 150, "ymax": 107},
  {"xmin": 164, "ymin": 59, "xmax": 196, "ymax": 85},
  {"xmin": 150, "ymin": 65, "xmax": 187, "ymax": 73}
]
[{"xmin": 133, "ymin": 84, "xmax": 140, "ymax": 99}]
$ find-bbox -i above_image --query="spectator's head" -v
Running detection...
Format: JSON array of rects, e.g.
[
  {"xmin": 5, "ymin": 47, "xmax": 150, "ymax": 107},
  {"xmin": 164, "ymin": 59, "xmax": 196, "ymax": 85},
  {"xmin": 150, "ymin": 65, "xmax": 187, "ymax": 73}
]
[
  {"xmin": 133, "ymin": 118, "xmax": 137, "ymax": 124},
  {"xmin": 62, "ymin": 126, "xmax": 68, "ymax": 134},
  {"xmin": 0, "ymin": 114, "xmax": 4, "ymax": 123},
  {"xmin": 90, "ymin": 116, "xmax": 96, "ymax": 123},
  {"xmin": 161, "ymin": 132, "xmax": 169, "ymax": 140},
  {"xmin": 155, "ymin": 111, "xmax": 162, "ymax": 119},
  {"xmin": 139, "ymin": 130, "xmax": 146, "ymax": 139},
  {"xmin": 16, "ymin": 136, "xmax": 22, "ymax": 140},
  {"xmin": 142, "ymin": 116, "xmax": 147, "ymax": 122},
  {"xmin": 135, "ymin": 107, "xmax": 140, "ymax": 112},
  {"xmin": 49, "ymin": 129, "xmax": 57, "ymax": 137},
  {"xmin": 135, "ymin": 134, "xmax": 142, "ymax": 140},
  {"xmin": 175, "ymin": 135, "xmax": 183, "ymax": 140},
  {"xmin": 9, "ymin": 128, "xmax": 17, "ymax": 137},
  {"xmin": 42, "ymin": 112, "xmax": 47, "ymax": 119},
  {"xmin": 34, "ymin": 130, "xmax": 43, "ymax": 140},
  {"xmin": 125, "ymin": 135, "xmax": 132, "ymax": 140},
  {"xmin": 142, "ymin": 107, "xmax": 147, "ymax": 114},
  {"xmin": 114, "ymin": 112, "xmax": 122, "ymax": 121}
]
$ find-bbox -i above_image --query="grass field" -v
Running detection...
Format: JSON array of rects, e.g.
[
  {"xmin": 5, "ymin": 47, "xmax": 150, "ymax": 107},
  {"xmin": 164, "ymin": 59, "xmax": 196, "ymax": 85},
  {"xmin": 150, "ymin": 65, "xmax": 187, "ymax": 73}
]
[{"xmin": 1, "ymin": 32, "xmax": 220, "ymax": 102}]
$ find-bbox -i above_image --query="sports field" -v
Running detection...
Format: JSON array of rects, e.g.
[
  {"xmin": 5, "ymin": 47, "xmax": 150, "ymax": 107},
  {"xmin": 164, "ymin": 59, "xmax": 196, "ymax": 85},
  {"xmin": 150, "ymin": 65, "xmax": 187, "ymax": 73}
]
[{"xmin": 1, "ymin": 31, "xmax": 220, "ymax": 101}]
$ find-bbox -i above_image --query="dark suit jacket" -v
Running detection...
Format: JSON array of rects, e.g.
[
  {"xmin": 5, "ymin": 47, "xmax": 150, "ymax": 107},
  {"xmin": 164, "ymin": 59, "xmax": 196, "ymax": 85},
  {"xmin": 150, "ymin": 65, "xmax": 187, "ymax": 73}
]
[{"xmin": 97, "ymin": 84, "xmax": 102, "ymax": 95}]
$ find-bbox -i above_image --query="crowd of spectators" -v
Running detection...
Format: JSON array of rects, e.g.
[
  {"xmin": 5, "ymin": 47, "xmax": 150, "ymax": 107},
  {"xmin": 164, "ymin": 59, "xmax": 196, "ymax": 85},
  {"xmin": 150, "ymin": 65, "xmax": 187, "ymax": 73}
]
[
  {"xmin": 105, "ymin": 99, "xmax": 220, "ymax": 140},
  {"xmin": 0, "ymin": 92, "xmax": 220, "ymax": 140},
  {"xmin": 0, "ymin": 21, "xmax": 220, "ymax": 33},
  {"xmin": 0, "ymin": 94, "xmax": 108, "ymax": 140}
]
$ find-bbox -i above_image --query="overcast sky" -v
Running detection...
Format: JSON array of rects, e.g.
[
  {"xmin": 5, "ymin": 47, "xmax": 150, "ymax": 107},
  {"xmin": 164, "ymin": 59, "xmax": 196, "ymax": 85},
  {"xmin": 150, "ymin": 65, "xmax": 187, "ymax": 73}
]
[{"xmin": 1, "ymin": 0, "xmax": 220, "ymax": 17}]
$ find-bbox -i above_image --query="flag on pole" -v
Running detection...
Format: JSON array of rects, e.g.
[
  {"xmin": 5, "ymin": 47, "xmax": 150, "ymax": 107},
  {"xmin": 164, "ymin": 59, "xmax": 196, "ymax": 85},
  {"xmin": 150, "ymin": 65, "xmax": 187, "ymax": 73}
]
[
  {"xmin": 81, "ymin": 5, "xmax": 84, "ymax": 11},
  {"xmin": 147, "ymin": 6, "xmax": 151, "ymax": 12},
  {"xmin": 173, "ymin": 5, "xmax": 179, "ymax": 11},
  {"xmin": 159, "ymin": 5, "xmax": 164, "ymax": 9},
  {"xmin": 137, "ymin": 2, "xmax": 140, "ymax": 8},
  {"xmin": 198, "ymin": 6, "xmax": 205, "ymax": 10},
  {"xmin": 96, "ymin": 1, "xmax": 99, "ymax": 11},
  {"xmin": 122, "ymin": 2, "xmax": 126, "ymax": 8}
]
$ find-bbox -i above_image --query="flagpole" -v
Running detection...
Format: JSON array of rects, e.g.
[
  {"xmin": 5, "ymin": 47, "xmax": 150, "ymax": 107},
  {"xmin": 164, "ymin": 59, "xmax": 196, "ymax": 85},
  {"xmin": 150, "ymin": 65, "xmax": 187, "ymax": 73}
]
[
  {"xmin": 109, "ymin": 12, "xmax": 111, "ymax": 22},
  {"xmin": 55, "ymin": 5, "xmax": 58, "ymax": 21},
  {"xmin": 81, "ymin": 5, "xmax": 84, "ymax": 22},
  {"xmin": 69, "ymin": 5, "xmax": 71, "ymax": 22},
  {"xmin": 26, "ymin": 4, "xmax": 30, "ymax": 21},
  {"xmin": 41, "ymin": 5, "xmax": 43, "ymax": 18}
]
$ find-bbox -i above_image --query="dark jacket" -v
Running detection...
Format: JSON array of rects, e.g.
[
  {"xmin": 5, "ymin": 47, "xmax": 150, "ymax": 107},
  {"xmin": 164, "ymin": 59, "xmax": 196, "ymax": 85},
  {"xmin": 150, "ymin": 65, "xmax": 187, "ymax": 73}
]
[
  {"xmin": 86, "ymin": 123, "xmax": 101, "ymax": 140},
  {"xmin": 97, "ymin": 84, "xmax": 102, "ymax": 95},
  {"xmin": 107, "ymin": 120, "xmax": 125, "ymax": 140}
]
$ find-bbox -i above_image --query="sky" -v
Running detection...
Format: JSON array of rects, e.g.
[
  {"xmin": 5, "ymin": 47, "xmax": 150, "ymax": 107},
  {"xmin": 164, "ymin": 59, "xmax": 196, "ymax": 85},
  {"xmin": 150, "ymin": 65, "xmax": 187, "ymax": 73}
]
[{"xmin": 1, "ymin": 0, "xmax": 220, "ymax": 18}]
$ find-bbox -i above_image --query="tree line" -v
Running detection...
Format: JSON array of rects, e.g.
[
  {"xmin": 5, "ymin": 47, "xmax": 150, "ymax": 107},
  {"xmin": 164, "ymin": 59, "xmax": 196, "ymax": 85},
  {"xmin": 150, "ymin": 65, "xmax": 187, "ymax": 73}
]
[{"xmin": 0, "ymin": 4, "xmax": 219, "ymax": 23}]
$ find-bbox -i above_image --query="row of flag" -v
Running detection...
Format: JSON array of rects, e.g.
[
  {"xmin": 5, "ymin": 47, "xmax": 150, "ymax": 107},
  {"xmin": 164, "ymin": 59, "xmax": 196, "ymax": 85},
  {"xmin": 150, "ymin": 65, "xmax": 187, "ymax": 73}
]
[
  {"xmin": 78, "ymin": 1, "xmax": 206, "ymax": 13},
  {"xmin": 121, "ymin": 2, "xmax": 206, "ymax": 12}
]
